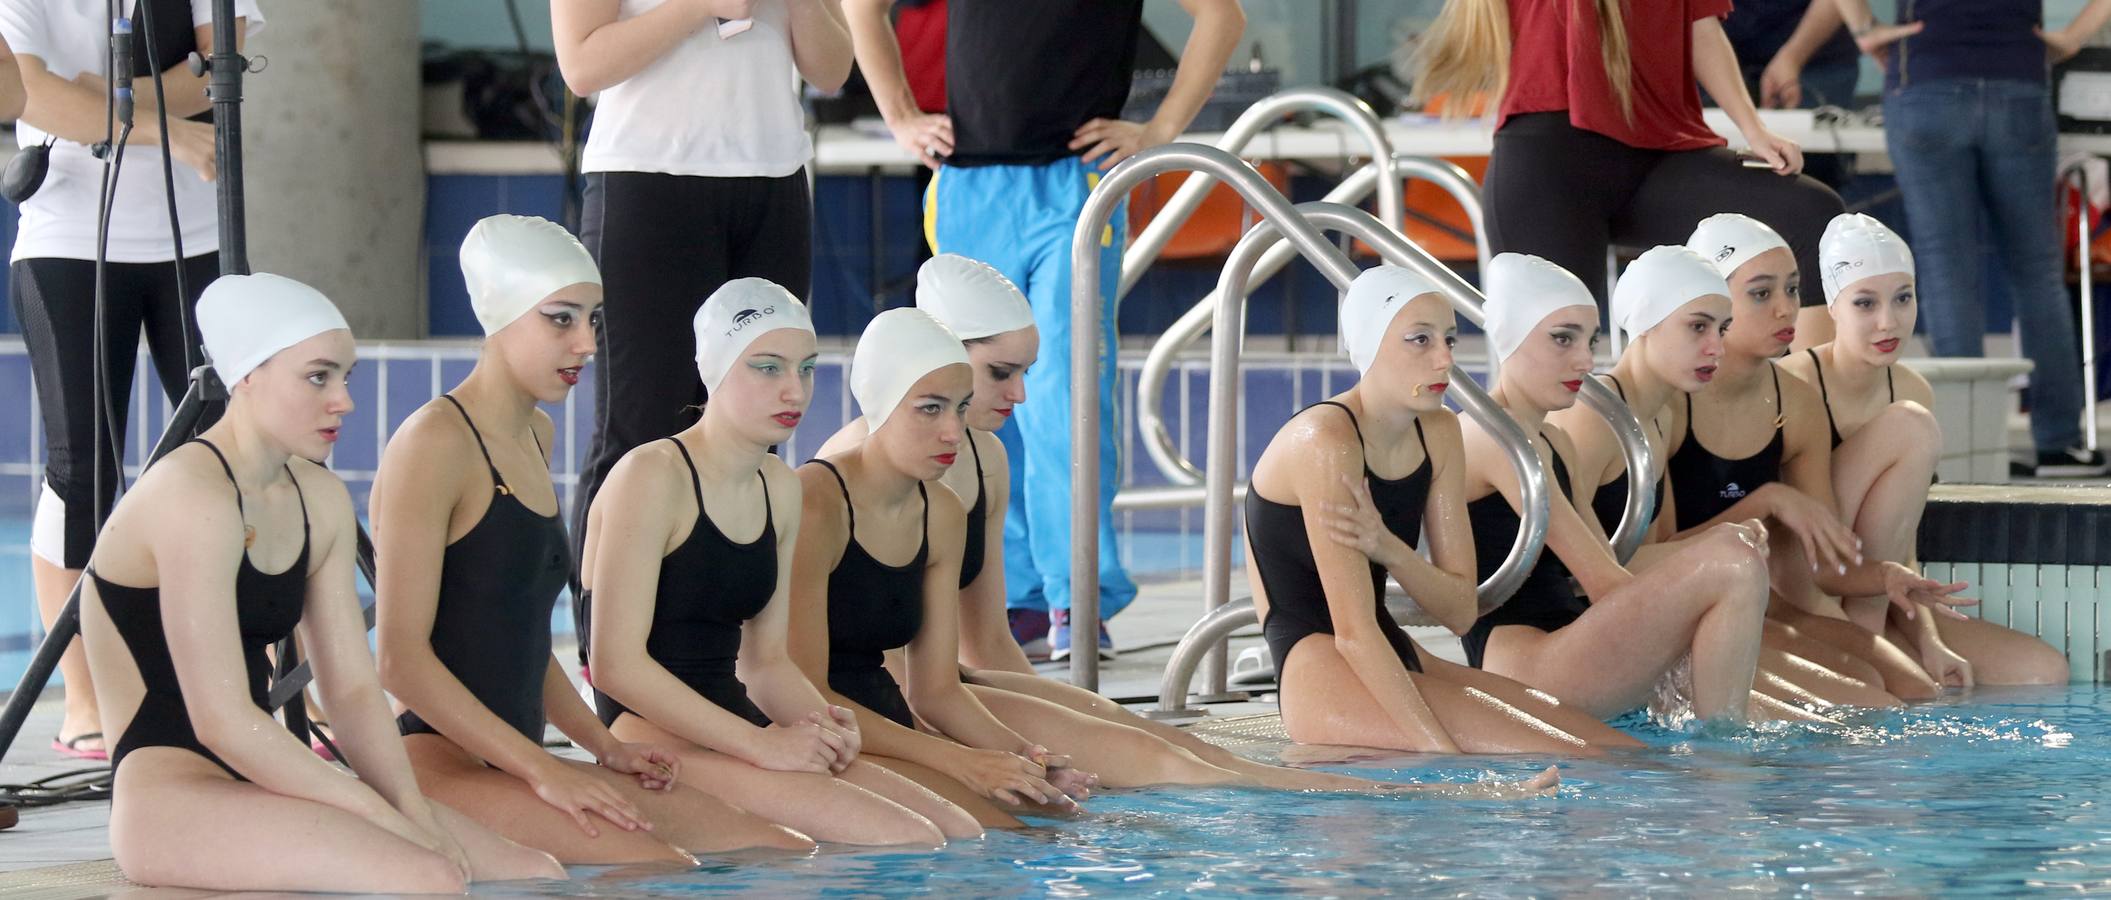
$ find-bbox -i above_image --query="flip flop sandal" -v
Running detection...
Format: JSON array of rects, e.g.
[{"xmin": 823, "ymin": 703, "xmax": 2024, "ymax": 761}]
[
  {"xmin": 51, "ymin": 732, "xmax": 108, "ymax": 762},
  {"xmin": 308, "ymin": 722, "xmax": 342, "ymax": 761}
]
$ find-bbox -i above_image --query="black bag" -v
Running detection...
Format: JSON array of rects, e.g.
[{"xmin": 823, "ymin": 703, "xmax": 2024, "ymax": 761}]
[
  {"xmin": 1, "ymin": 138, "xmax": 51, "ymax": 204},
  {"xmin": 421, "ymin": 45, "xmax": 573, "ymax": 141}
]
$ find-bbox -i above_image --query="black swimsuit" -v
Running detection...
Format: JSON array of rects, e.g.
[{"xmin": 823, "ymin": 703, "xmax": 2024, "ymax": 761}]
[
  {"xmin": 1589, "ymin": 374, "xmax": 1667, "ymax": 538},
  {"xmin": 589, "ymin": 439, "xmax": 777, "ymax": 729},
  {"xmin": 957, "ymin": 433, "xmax": 989, "ymax": 590},
  {"xmin": 812, "ymin": 460, "xmax": 926, "ymax": 729},
  {"xmin": 1668, "ymin": 365, "xmax": 1784, "ymax": 529},
  {"xmin": 91, "ymin": 440, "xmax": 309, "ymax": 779},
  {"xmin": 1806, "ymin": 348, "xmax": 1894, "ymax": 449},
  {"xmin": 1462, "ymin": 442, "xmax": 1585, "ymax": 669},
  {"xmin": 1245, "ymin": 401, "xmax": 1427, "ymax": 674},
  {"xmin": 399, "ymin": 397, "xmax": 572, "ymax": 742}
]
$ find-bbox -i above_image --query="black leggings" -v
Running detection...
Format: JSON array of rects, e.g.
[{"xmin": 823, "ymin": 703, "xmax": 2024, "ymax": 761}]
[
  {"xmin": 1486, "ymin": 112, "xmax": 1843, "ymax": 308},
  {"xmin": 569, "ymin": 170, "xmax": 813, "ymax": 597},
  {"xmin": 11, "ymin": 253, "xmax": 219, "ymax": 568}
]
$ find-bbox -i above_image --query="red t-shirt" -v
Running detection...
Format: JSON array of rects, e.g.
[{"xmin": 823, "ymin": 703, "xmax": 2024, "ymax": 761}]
[
  {"xmin": 895, "ymin": 0, "xmax": 947, "ymax": 114},
  {"xmin": 1497, "ymin": 0, "xmax": 1732, "ymax": 151}
]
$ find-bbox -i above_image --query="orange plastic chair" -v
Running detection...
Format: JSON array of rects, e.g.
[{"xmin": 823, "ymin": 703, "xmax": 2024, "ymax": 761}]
[
  {"xmin": 1394, "ymin": 155, "xmax": 1489, "ymax": 263},
  {"xmin": 1128, "ymin": 162, "xmax": 1293, "ymax": 261},
  {"xmin": 1366, "ymin": 93, "xmax": 1491, "ymax": 264}
]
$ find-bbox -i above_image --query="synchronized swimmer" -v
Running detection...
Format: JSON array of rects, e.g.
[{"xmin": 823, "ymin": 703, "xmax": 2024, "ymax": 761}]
[{"xmin": 76, "ymin": 211, "xmax": 2016, "ymax": 891}]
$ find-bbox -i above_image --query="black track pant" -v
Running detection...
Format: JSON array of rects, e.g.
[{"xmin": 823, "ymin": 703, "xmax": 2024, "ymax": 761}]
[
  {"xmin": 1486, "ymin": 112, "xmax": 1844, "ymax": 308},
  {"xmin": 568, "ymin": 169, "xmax": 813, "ymax": 602},
  {"xmin": 12, "ymin": 253, "xmax": 219, "ymax": 568}
]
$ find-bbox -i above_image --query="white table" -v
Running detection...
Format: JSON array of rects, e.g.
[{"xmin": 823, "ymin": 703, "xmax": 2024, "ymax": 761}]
[{"xmin": 424, "ymin": 108, "xmax": 2111, "ymax": 176}]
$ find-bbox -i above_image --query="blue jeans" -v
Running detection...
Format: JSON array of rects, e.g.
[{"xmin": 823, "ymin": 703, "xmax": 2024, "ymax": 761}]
[
  {"xmin": 928, "ymin": 158, "xmax": 1138, "ymax": 618},
  {"xmin": 1883, "ymin": 79, "xmax": 2084, "ymax": 452}
]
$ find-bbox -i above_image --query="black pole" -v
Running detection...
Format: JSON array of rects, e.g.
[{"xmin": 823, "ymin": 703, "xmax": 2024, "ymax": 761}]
[{"xmin": 208, "ymin": 0, "xmax": 245, "ymax": 276}]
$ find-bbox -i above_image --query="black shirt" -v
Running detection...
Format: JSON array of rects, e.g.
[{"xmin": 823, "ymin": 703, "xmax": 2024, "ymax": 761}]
[
  {"xmin": 1722, "ymin": 0, "xmax": 1857, "ymax": 72},
  {"xmin": 944, "ymin": 0, "xmax": 1144, "ymax": 166},
  {"xmin": 1883, "ymin": 0, "xmax": 2045, "ymax": 91}
]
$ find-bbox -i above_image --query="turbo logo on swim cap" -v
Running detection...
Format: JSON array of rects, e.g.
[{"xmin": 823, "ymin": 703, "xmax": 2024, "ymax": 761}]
[
  {"xmin": 693, "ymin": 280, "xmax": 815, "ymax": 394},
  {"xmin": 1818, "ymin": 213, "xmax": 1914, "ymax": 304},
  {"xmin": 727, "ymin": 307, "xmax": 774, "ymax": 335},
  {"xmin": 1685, "ymin": 213, "xmax": 1790, "ymax": 281}
]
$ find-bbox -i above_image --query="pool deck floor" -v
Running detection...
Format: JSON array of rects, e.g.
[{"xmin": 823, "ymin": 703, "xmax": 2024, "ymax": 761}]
[{"xmin": 0, "ymin": 575, "xmax": 1446, "ymax": 896}]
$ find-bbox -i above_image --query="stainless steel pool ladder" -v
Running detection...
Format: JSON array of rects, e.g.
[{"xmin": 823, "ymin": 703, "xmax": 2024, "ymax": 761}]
[
  {"xmin": 1068, "ymin": 142, "xmax": 1659, "ymax": 695},
  {"xmin": 1116, "ymin": 87, "xmax": 1405, "ymax": 305},
  {"xmin": 1146, "ymin": 201, "xmax": 1659, "ymax": 716},
  {"xmin": 1102, "ymin": 87, "xmax": 1403, "ymax": 515},
  {"xmin": 1132, "ymin": 154, "xmax": 1489, "ymax": 489}
]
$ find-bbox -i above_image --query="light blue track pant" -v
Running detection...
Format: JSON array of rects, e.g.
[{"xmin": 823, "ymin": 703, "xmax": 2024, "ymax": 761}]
[{"xmin": 928, "ymin": 157, "xmax": 1137, "ymax": 618}]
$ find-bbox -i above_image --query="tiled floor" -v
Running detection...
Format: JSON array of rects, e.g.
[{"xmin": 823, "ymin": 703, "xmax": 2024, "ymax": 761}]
[{"xmin": 0, "ymin": 574, "xmax": 1440, "ymax": 891}]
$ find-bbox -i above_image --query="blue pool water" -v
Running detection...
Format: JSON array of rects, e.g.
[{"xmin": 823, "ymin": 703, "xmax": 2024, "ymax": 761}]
[{"xmin": 497, "ymin": 685, "xmax": 2109, "ymax": 897}]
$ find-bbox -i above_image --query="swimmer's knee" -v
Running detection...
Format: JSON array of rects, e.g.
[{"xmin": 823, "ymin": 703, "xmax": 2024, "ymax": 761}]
[
  {"xmin": 1878, "ymin": 401, "xmax": 1943, "ymax": 456},
  {"xmin": 2013, "ymin": 640, "xmax": 2072, "ymax": 685},
  {"xmin": 925, "ymin": 803, "xmax": 981, "ymax": 841},
  {"xmin": 403, "ymin": 848, "xmax": 473, "ymax": 892}
]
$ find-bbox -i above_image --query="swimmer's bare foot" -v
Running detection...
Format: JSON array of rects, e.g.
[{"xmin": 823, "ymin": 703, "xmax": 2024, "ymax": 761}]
[
  {"xmin": 1415, "ymin": 765, "xmax": 1561, "ymax": 800},
  {"xmin": 1523, "ymin": 765, "xmax": 1561, "ymax": 795}
]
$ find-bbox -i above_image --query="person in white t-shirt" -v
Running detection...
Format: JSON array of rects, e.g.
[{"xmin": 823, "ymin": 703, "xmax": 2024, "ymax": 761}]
[
  {"xmin": 0, "ymin": 34, "xmax": 23, "ymax": 120},
  {"xmin": 0, "ymin": 0, "xmax": 260, "ymax": 763},
  {"xmin": 551, "ymin": 0, "xmax": 852, "ymax": 608}
]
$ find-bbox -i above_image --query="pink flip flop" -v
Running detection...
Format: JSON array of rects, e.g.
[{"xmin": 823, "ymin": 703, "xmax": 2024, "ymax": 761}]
[{"xmin": 52, "ymin": 732, "xmax": 108, "ymax": 762}]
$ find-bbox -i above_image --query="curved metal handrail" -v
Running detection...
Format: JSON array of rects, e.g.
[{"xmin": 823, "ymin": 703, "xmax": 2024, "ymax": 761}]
[
  {"xmin": 1153, "ymin": 202, "xmax": 1545, "ymax": 715},
  {"xmin": 1067, "ymin": 143, "xmax": 1357, "ymax": 690},
  {"xmin": 1153, "ymin": 202, "xmax": 1661, "ymax": 715},
  {"xmin": 1317, "ymin": 204, "xmax": 1657, "ymax": 565},
  {"xmin": 1118, "ymin": 87, "xmax": 1404, "ymax": 301},
  {"xmin": 1136, "ymin": 155, "xmax": 1487, "ymax": 486}
]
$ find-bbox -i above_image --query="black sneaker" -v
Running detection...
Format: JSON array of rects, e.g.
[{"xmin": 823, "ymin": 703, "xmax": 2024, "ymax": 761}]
[{"xmin": 2021, "ymin": 446, "xmax": 2111, "ymax": 478}]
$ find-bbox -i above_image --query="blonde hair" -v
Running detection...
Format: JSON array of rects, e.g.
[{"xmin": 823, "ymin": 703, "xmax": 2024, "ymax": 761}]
[{"xmin": 1414, "ymin": 0, "xmax": 1633, "ymax": 123}]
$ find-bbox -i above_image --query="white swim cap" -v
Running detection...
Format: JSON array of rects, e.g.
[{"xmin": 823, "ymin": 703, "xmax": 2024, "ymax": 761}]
[
  {"xmin": 692, "ymin": 278, "xmax": 815, "ymax": 395},
  {"xmin": 1484, "ymin": 253, "xmax": 1597, "ymax": 362},
  {"xmin": 851, "ymin": 308, "xmax": 969, "ymax": 432},
  {"xmin": 1340, "ymin": 265, "xmax": 1445, "ymax": 374},
  {"xmin": 1686, "ymin": 213, "xmax": 1792, "ymax": 281},
  {"xmin": 198, "ymin": 273, "xmax": 351, "ymax": 387},
  {"xmin": 1819, "ymin": 213, "xmax": 1915, "ymax": 305},
  {"xmin": 1611, "ymin": 246, "xmax": 1730, "ymax": 339},
  {"xmin": 916, "ymin": 254, "xmax": 1034, "ymax": 341},
  {"xmin": 459, "ymin": 215, "xmax": 601, "ymax": 337}
]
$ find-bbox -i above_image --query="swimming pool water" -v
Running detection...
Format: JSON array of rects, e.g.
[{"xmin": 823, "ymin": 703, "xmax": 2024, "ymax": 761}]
[{"xmin": 502, "ymin": 685, "xmax": 2110, "ymax": 897}]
